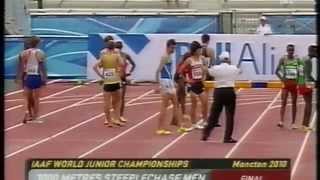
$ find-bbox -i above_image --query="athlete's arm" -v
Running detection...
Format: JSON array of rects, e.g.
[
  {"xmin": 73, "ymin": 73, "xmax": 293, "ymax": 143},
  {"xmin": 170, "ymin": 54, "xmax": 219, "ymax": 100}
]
[
  {"xmin": 125, "ymin": 54, "xmax": 136, "ymax": 75},
  {"xmin": 206, "ymin": 48, "xmax": 215, "ymax": 67},
  {"xmin": 201, "ymin": 57, "xmax": 208, "ymax": 81},
  {"xmin": 37, "ymin": 50, "xmax": 48, "ymax": 84},
  {"xmin": 275, "ymin": 57, "xmax": 285, "ymax": 81},
  {"xmin": 15, "ymin": 53, "xmax": 24, "ymax": 86},
  {"xmin": 178, "ymin": 58, "xmax": 190, "ymax": 75},
  {"xmin": 303, "ymin": 58, "xmax": 314, "ymax": 82},
  {"xmin": 155, "ymin": 56, "xmax": 167, "ymax": 82},
  {"xmin": 93, "ymin": 60, "xmax": 104, "ymax": 79},
  {"xmin": 116, "ymin": 54, "xmax": 125, "ymax": 78}
]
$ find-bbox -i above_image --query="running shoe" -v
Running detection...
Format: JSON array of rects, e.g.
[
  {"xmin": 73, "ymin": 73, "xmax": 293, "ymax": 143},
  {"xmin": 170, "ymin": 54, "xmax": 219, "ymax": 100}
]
[
  {"xmin": 193, "ymin": 120, "xmax": 205, "ymax": 129},
  {"xmin": 291, "ymin": 124, "xmax": 298, "ymax": 129},
  {"xmin": 22, "ymin": 113, "xmax": 32, "ymax": 124},
  {"xmin": 30, "ymin": 119, "xmax": 44, "ymax": 123},
  {"xmin": 111, "ymin": 119, "xmax": 125, "ymax": 127},
  {"xmin": 156, "ymin": 129, "xmax": 172, "ymax": 135},
  {"xmin": 177, "ymin": 127, "xmax": 193, "ymax": 133},
  {"xmin": 120, "ymin": 116, "xmax": 127, "ymax": 123},
  {"xmin": 300, "ymin": 126, "xmax": 314, "ymax": 132},
  {"xmin": 277, "ymin": 121, "xmax": 284, "ymax": 128}
]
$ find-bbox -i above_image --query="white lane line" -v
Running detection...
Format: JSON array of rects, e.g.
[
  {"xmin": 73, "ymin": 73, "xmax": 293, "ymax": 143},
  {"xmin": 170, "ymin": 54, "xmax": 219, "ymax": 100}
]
[
  {"xmin": 4, "ymin": 79, "xmax": 62, "ymax": 96},
  {"xmin": 5, "ymin": 92, "xmax": 102, "ymax": 132},
  {"xmin": 78, "ymin": 112, "xmax": 160, "ymax": 158},
  {"xmin": 151, "ymin": 89, "xmax": 243, "ymax": 158},
  {"xmin": 5, "ymin": 89, "xmax": 154, "ymax": 158},
  {"xmin": 291, "ymin": 112, "xmax": 317, "ymax": 179},
  {"xmin": 225, "ymin": 90, "xmax": 281, "ymax": 158},
  {"xmin": 152, "ymin": 133, "xmax": 188, "ymax": 158},
  {"xmin": 5, "ymin": 80, "xmax": 95, "ymax": 112}
]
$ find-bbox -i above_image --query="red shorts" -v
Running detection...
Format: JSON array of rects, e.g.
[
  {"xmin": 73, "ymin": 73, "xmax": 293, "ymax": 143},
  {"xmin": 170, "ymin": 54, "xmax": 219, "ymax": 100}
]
[
  {"xmin": 283, "ymin": 80, "xmax": 297, "ymax": 94},
  {"xmin": 298, "ymin": 85, "xmax": 313, "ymax": 95}
]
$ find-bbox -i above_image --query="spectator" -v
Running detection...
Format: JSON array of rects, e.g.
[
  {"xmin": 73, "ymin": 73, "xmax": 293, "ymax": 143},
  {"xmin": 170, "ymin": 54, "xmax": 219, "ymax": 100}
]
[{"xmin": 256, "ymin": 16, "xmax": 273, "ymax": 35}]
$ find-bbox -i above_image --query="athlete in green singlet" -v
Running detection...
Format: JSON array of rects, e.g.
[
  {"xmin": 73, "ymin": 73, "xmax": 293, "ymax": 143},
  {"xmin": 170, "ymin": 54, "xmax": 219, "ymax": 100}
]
[{"xmin": 275, "ymin": 44, "xmax": 300, "ymax": 129}]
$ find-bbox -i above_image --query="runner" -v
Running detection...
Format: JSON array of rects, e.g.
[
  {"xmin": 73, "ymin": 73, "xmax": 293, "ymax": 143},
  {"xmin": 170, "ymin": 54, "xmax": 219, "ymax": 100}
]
[
  {"xmin": 16, "ymin": 36, "xmax": 47, "ymax": 123},
  {"xmin": 174, "ymin": 52, "xmax": 191, "ymax": 115},
  {"xmin": 275, "ymin": 44, "xmax": 300, "ymax": 129},
  {"xmin": 115, "ymin": 41, "xmax": 136, "ymax": 123},
  {"xmin": 178, "ymin": 41, "xmax": 208, "ymax": 129},
  {"xmin": 201, "ymin": 34, "xmax": 216, "ymax": 126},
  {"xmin": 297, "ymin": 44, "xmax": 317, "ymax": 132},
  {"xmin": 155, "ymin": 39, "xmax": 191, "ymax": 135},
  {"xmin": 93, "ymin": 40, "xmax": 124, "ymax": 127}
]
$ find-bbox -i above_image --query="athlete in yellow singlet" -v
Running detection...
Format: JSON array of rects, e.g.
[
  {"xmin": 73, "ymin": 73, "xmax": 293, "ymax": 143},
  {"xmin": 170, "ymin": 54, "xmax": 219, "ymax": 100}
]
[{"xmin": 93, "ymin": 40, "xmax": 124, "ymax": 127}]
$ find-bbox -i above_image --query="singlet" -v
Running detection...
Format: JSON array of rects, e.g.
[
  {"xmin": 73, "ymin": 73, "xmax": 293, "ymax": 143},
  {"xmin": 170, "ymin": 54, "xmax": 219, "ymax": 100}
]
[
  {"xmin": 190, "ymin": 57, "xmax": 203, "ymax": 81},
  {"xmin": 160, "ymin": 56, "xmax": 173, "ymax": 79},
  {"xmin": 297, "ymin": 56, "xmax": 315, "ymax": 86},
  {"xmin": 21, "ymin": 48, "xmax": 43, "ymax": 75},
  {"xmin": 280, "ymin": 55, "xmax": 300, "ymax": 80},
  {"xmin": 99, "ymin": 52, "xmax": 121, "ymax": 84}
]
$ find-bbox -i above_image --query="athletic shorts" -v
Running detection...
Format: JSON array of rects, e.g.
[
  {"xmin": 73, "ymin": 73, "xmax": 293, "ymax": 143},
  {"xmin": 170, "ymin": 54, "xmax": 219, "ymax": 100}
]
[
  {"xmin": 189, "ymin": 81, "xmax": 204, "ymax": 95},
  {"xmin": 24, "ymin": 75, "xmax": 43, "ymax": 89},
  {"xmin": 298, "ymin": 84, "xmax": 313, "ymax": 95},
  {"xmin": 283, "ymin": 80, "xmax": 297, "ymax": 94},
  {"xmin": 160, "ymin": 78, "xmax": 176, "ymax": 95},
  {"xmin": 103, "ymin": 83, "xmax": 121, "ymax": 92}
]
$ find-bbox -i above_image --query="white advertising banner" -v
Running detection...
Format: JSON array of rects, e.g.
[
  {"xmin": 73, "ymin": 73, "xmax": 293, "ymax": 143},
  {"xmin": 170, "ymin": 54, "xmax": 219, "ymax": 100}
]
[{"xmin": 87, "ymin": 34, "xmax": 316, "ymax": 81}]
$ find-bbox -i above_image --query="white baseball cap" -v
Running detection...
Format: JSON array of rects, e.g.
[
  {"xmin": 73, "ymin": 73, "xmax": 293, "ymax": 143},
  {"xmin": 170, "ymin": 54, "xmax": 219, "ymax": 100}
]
[
  {"xmin": 219, "ymin": 51, "xmax": 230, "ymax": 60},
  {"xmin": 260, "ymin": 16, "xmax": 267, "ymax": 20}
]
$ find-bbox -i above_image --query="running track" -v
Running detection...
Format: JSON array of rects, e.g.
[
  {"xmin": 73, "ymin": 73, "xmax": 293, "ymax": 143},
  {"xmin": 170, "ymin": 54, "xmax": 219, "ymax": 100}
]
[{"xmin": 4, "ymin": 83, "xmax": 316, "ymax": 180}]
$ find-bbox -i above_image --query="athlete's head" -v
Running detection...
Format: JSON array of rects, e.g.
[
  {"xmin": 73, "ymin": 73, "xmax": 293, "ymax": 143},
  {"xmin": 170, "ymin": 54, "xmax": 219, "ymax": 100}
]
[
  {"xmin": 28, "ymin": 36, "xmax": 41, "ymax": 48},
  {"xmin": 104, "ymin": 35, "xmax": 114, "ymax": 43},
  {"xmin": 286, "ymin": 44, "xmax": 295, "ymax": 57},
  {"xmin": 24, "ymin": 38, "xmax": 31, "ymax": 50},
  {"xmin": 308, "ymin": 44, "xmax": 317, "ymax": 57},
  {"xmin": 115, "ymin": 41, "xmax": 123, "ymax": 50},
  {"xmin": 201, "ymin": 34, "xmax": 210, "ymax": 44},
  {"xmin": 106, "ymin": 40, "xmax": 115, "ymax": 50},
  {"xmin": 104, "ymin": 35, "xmax": 114, "ymax": 48},
  {"xmin": 190, "ymin": 41, "xmax": 202, "ymax": 56},
  {"xmin": 166, "ymin": 39, "xmax": 176, "ymax": 54}
]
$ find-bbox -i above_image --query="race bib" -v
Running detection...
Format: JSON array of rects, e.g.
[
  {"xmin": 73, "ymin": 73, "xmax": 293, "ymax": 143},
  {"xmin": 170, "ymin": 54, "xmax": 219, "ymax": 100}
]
[
  {"xmin": 192, "ymin": 66, "xmax": 202, "ymax": 79},
  {"xmin": 27, "ymin": 65, "xmax": 38, "ymax": 75},
  {"xmin": 285, "ymin": 68, "xmax": 297, "ymax": 79},
  {"xmin": 104, "ymin": 69, "xmax": 116, "ymax": 80}
]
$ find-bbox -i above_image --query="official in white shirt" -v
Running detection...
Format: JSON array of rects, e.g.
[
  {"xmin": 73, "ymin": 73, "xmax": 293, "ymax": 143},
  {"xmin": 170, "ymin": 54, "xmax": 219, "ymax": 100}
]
[
  {"xmin": 256, "ymin": 16, "xmax": 273, "ymax": 35},
  {"xmin": 202, "ymin": 51, "xmax": 241, "ymax": 143}
]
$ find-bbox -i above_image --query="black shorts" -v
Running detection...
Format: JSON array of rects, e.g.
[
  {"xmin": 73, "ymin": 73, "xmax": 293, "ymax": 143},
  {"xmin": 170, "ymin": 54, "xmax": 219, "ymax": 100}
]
[
  {"xmin": 103, "ymin": 83, "xmax": 121, "ymax": 92},
  {"xmin": 189, "ymin": 81, "xmax": 204, "ymax": 95}
]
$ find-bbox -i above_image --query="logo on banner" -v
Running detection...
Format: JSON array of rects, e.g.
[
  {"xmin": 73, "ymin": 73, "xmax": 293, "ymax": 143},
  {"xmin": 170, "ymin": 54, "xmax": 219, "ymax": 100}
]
[{"xmin": 216, "ymin": 42, "xmax": 277, "ymax": 75}]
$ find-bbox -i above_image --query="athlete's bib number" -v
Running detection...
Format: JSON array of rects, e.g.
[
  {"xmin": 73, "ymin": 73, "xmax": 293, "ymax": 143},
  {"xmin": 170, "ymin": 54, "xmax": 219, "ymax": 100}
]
[
  {"xmin": 27, "ymin": 65, "xmax": 38, "ymax": 75},
  {"xmin": 192, "ymin": 66, "xmax": 202, "ymax": 79},
  {"xmin": 104, "ymin": 69, "xmax": 116, "ymax": 80},
  {"xmin": 285, "ymin": 68, "xmax": 297, "ymax": 79}
]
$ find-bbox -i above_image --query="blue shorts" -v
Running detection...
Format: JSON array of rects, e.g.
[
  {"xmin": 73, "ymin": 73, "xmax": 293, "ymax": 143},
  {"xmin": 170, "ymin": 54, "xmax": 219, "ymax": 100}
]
[{"xmin": 24, "ymin": 75, "xmax": 43, "ymax": 89}]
